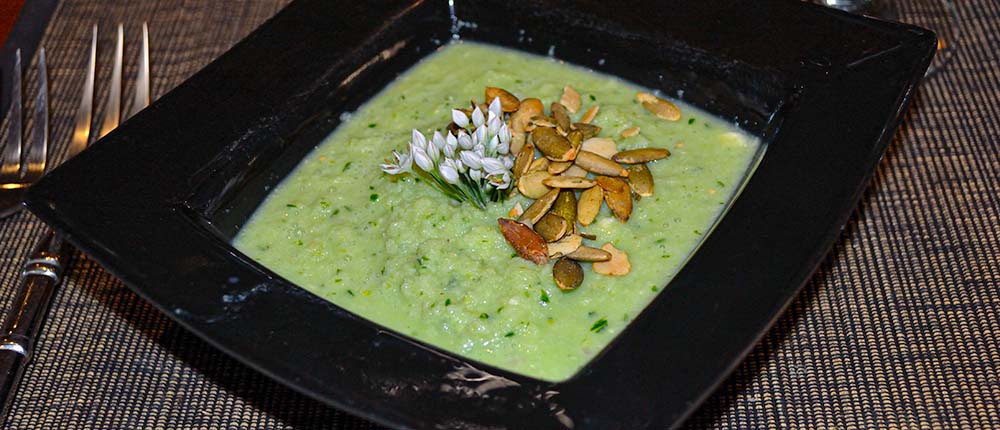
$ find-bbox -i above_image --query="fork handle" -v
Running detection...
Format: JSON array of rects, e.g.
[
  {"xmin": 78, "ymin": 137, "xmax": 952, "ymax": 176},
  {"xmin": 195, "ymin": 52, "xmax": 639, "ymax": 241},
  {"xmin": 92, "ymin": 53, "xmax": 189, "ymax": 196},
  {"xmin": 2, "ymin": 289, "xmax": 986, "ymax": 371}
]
[{"xmin": 0, "ymin": 230, "xmax": 65, "ymax": 420}]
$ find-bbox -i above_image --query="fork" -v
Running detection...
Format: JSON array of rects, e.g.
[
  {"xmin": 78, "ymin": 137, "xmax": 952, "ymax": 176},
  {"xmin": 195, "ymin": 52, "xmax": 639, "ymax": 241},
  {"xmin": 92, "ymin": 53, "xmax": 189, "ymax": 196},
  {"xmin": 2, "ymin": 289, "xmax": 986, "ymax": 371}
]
[
  {"xmin": 0, "ymin": 47, "xmax": 48, "ymax": 219},
  {"xmin": 0, "ymin": 23, "xmax": 150, "ymax": 421}
]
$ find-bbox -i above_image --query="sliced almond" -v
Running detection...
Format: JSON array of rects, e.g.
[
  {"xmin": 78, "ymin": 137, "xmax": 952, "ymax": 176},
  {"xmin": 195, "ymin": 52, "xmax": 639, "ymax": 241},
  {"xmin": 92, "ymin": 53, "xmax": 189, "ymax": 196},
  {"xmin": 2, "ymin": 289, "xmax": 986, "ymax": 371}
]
[
  {"xmin": 513, "ymin": 142, "xmax": 535, "ymax": 180},
  {"xmin": 534, "ymin": 212, "xmax": 569, "ymax": 242},
  {"xmin": 577, "ymin": 186, "xmax": 603, "ymax": 226},
  {"xmin": 510, "ymin": 98, "xmax": 543, "ymax": 134},
  {"xmin": 485, "ymin": 87, "xmax": 520, "ymax": 112},
  {"xmin": 560, "ymin": 85, "xmax": 582, "ymax": 113},
  {"xmin": 636, "ymin": 92, "xmax": 681, "ymax": 121},
  {"xmin": 498, "ymin": 218, "xmax": 549, "ymax": 265},
  {"xmin": 508, "ymin": 202, "xmax": 524, "ymax": 218},
  {"xmin": 581, "ymin": 137, "xmax": 618, "ymax": 159},
  {"xmin": 518, "ymin": 188, "xmax": 560, "ymax": 224},
  {"xmin": 553, "ymin": 258, "xmax": 584, "ymax": 291},
  {"xmin": 580, "ymin": 105, "xmax": 600, "ymax": 124},
  {"xmin": 551, "ymin": 102, "xmax": 572, "ymax": 132},
  {"xmin": 596, "ymin": 176, "xmax": 632, "ymax": 222},
  {"xmin": 532, "ymin": 127, "xmax": 576, "ymax": 162},
  {"xmin": 592, "ymin": 242, "xmax": 631, "ymax": 276},
  {"xmin": 620, "ymin": 126, "xmax": 640, "ymax": 138},
  {"xmin": 527, "ymin": 157, "xmax": 550, "ymax": 173},
  {"xmin": 548, "ymin": 160, "xmax": 573, "ymax": 175},
  {"xmin": 544, "ymin": 176, "xmax": 596, "ymax": 189},
  {"xmin": 517, "ymin": 170, "xmax": 553, "ymax": 199},
  {"xmin": 626, "ymin": 164, "xmax": 654, "ymax": 197},
  {"xmin": 565, "ymin": 246, "xmax": 612, "ymax": 262},
  {"xmin": 563, "ymin": 164, "xmax": 589, "ymax": 178},
  {"xmin": 575, "ymin": 151, "xmax": 628, "ymax": 177},
  {"xmin": 613, "ymin": 148, "xmax": 671, "ymax": 164},
  {"xmin": 547, "ymin": 234, "xmax": 583, "ymax": 258}
]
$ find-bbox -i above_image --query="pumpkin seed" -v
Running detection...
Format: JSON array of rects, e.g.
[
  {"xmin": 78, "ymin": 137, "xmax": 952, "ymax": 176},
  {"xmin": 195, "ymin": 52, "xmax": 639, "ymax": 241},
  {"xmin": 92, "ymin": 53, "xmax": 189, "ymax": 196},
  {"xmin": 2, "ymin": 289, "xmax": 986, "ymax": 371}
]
[
  {"xmin": 544, "ymin": 176, "xmax": 596, "ymax": 189},
  {"xmin": 551, "ymin": 102, "xmax": 572, "ymax": 132},
  {"xmin": 592, "ymin": 242, "xmax": 631, "ymax": 275},
  {"xmin": 581, "ymin": 137, "xmax": 618, "ymax": 159},
  {"xmin": 513, "ymin": 142, "xmax": 535, "ymax": 179},
  {"xmin": 562, "ymin": 164, "xmax": 589, "ymax": 178},
  {"xmin": 560, "ymin": 85, "xmax": 582, "ymax": 113},
  {"xmin": 534, "ymin": 212, "xmax": 568, "ymax": 242},
  {"xmin": 532, "ymin": 127, "xmax": 576, "ymax": 162},
  {"xmin": 636, "ymin": 92, "xmax": 681, "ymax": 121},
  {"xmin": 547, "ymin": 234, "xmax": 583, "ymax": 258},
  {"xmin": 553, "ymin": 258, "xmax": 584, "ymax": 291},
  {"xmin": 530, "ymin": 115, "xmax": 558, "ymax": 129},
  {"xmin": 577, "ymin": 186, "xmax": 603, "ymax": 226},
  {"xmin": 620, "ymin": 126, "xmax": 640, "ymax": 138},
  {"xmin": 510, "ymin": 97, "xmax": 543, "ymax": 137},
  {"xmin": 565, "ymin": 246, "xmax": 612, "ymax": 262},
  {"xmin": 510, "ymin": 132, "xmax": 527, "ymax": 155},
  {"xmin": 548, "ymin": 161, "xmax": 573, "ymax": 175},
  {"xmin": 485, "ymin": 86, "xmax": 520, "ymax": 112},
  {"xmin": 517, "ymin": 170, "xmax": 553, "ymax": 198},
  {"xmin": 527, "ymin": 157, "xmax": 550, "ymax": 173},
  {"xmin": 498, "ymin": 218, "xmax": 549, "ymax": 265},
  {"xmin": 574, "ymin": 123, "xmax": 602, "ymax": 139},
  {"xmin": 552, "ymin": 190, "xmax": 578, "ymax": 228},
  {"xmin": 578, "ymin": 232, "xmax": 598, "ymax": 240},
  {"xmin": 596, "ymin": 176, "xmax": 632, "ymax": 222},
  {"xmin": 613, "ymin": 148, "xmax": 671, "ymax": 164},
  {"xmin": 518, "ymin": 188, "xmax": 560, "ymax": 224},
  {"xmin": 575, "ymin": 151, "xmax": 628, "ymax": 177},
  {"xmin": 580, "ymin": 105, "xmax": 600, "ymax": 124},
  {"xmin": 626, "ymin": 164, "xmax": 654, "ymax": 197}
]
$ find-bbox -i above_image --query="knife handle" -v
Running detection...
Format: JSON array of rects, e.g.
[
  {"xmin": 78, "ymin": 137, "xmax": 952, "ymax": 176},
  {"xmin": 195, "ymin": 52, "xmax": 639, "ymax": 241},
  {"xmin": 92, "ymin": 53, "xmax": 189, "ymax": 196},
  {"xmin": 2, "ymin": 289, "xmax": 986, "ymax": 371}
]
[{"xmin": 0, "ymin": 230, "xmax": 65, "ymax": 421}]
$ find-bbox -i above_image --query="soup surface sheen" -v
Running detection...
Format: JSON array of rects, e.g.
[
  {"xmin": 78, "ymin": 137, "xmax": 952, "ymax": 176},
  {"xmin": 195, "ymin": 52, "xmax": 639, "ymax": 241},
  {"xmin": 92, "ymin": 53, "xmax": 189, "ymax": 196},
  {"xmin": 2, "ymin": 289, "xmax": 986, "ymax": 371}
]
[{"xmin": 234, "ymin": 42, "xmax": 759, "ymax": 381}]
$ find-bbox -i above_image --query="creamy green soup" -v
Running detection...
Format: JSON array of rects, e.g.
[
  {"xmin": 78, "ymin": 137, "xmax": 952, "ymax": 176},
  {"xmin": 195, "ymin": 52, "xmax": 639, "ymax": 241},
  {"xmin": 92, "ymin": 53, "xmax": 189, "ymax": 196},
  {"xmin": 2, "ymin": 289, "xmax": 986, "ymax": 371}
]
[{"xmin": 234, "ymin": 42, "xmax": 760, "ymax": 381}]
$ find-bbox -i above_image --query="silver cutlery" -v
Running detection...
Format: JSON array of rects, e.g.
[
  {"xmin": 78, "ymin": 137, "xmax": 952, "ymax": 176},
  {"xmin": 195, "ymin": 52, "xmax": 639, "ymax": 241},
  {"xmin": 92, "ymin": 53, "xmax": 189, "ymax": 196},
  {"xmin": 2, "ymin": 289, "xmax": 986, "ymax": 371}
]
[
  {"xmin": 0, "ymin": 48, "xmax": 47, "ymax": 219},
  {"xmin": 0, "ymin": 23, "xmax": 150, "ymax": 421}
]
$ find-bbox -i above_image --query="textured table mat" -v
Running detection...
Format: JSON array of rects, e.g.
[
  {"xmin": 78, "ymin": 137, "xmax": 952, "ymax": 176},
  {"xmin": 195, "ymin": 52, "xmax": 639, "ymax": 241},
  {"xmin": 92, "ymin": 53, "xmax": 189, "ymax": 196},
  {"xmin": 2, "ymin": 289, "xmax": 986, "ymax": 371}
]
[{"xmin": 0, "ymin": 1, "xmax": 997, "ymax": 428}]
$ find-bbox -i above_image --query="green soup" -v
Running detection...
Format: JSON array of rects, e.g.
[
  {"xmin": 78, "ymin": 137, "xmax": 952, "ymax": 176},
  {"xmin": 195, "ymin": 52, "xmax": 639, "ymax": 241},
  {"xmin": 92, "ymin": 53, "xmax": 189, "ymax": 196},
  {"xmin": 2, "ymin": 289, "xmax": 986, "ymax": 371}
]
[{"xmin": 234, "ymin": 42, "xmax": 760, "ymax": 381}]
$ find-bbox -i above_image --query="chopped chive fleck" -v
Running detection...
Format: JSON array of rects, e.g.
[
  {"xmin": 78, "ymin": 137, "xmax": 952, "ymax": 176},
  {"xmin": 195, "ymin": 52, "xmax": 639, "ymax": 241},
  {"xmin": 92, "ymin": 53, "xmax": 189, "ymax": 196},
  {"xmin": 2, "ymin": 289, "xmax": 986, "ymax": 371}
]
[
  {"xmin": 295, "ymin": 240, "xmax": 304, "ymax": 246},
  {"xmin": 504, "ymin": 331, "xmax": 515, "ymax": 338},
  {"xmin": 445, "ymin": 298, "xmax": 451, "ymax": 306},
  {"xmin": 651, "ymin": 285, "xmax": 660, "ymax": 292},
  {"xmin": 694, "ymin": 229, "xmax": 702, "ymax": 235},
  {"xmin": 335, "ymin": 278, "xmax": 342, "ymax": 283},
  {"xmin": 400, "ymin": 95, "xmax": 406, "ymax": 100},
  {"xmin": 591, "ymin": 318, "xmax": 608, "ymax": 333},
  {"xmin": 655, "ymin": 238, "xmax": 666, "ymax": 244},
  {"xmin": 368, "ymin": 123, "xmax": 377, "ymax": 128},
  {"xmin": 716, "ymin": 180, "xmax": 725, "ymax": 187},
  {"xmin": 589, "ymin": 94, "xmax": 596, "ymax": 101},
  {"xmin": 370, "ymin": 194, "xmax": 379, "ymax": 201},
  {"xmin": 496, "ymin": 306, "xmax": 505, "ymax": 313},
  {"xmin": 347, "ymin": 289, "xmax": 355, "ymax": 296},
  {"xmin": 661, "ymin": 254, "xmax": 670, "ymax": 259},
  {"xmin": 540, "ymin": 290, "xmax": 550, "ymax": 303},
  {"xmin": 333, "ymin": 208, "xmax": 340, "ymax": 215},
  {"xmin": 515, "ymin": 79, "xmax": 523, "ymax": 83},
  {"xmin": 342, "ymin": 161, "xmax": 352, "ymax": 171},
  {"xmin": 286, "ymin": 204, "xmax": 297, "ymax": 208},
  {"xmin": 688, "ymin": 118, "xmax": 696, "ymax": 125},
  {"xmin": 480, "ymin": 313, "xmax": 489, "ymax": 320},
  {"xmin": 319, "ymin": 201, "xmax": 330, "ymax": 208}
]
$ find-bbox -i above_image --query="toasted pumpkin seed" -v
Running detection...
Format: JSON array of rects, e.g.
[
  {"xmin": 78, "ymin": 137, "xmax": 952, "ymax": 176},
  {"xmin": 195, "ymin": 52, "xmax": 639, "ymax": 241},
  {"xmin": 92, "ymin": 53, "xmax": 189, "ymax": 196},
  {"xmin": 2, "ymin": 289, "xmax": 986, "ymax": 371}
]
[
  {"xmin": 513, "ymin": 142, "xmax": 535, "ymax": 179},
  {"xmin": 551, "ymin": 102, "xmax": 572, "ymax": 132},
  {"xmin": 566, "ymin": 129, "xmax": 584, "ymax": 153},
  {"xmin": 532, "ymin": 127, "xmax": 576, "ymax": 162},
  {"xmin": 485, "ymin": 86, "xmax": 520, "ymax": 112},
  {"xmin": 574, "ymin": 123, "xmax": 602, "ymax": 139},
  {"xmin": 578, "ymin": 232, "xmax": 598, "ymax": 240},
  {"xmin": 566, "ymin": 246, "xmax": 612, "ymax": 262},
  {"xmin": 581, "ymin": 137, "xmax": 618, "ymax": 159},
  {"xmin": 547, "ymin": 234, "xmax": 583, "ymax": 258},
  {"xmin": 548, "ymin": 161, "xmax": 573, "ymax": 175},
  {"xmin": 580, "ymin": 105, "xmax": 600, "ymax": 124},
  {"xmin": 510, "ymin": 132, "xmax": 527, "ymax": 155},
  {"xmin": 498, "ymin": 218, "xmax": 549, "ymax": 265},
  {"xmin": 517, "ymin": 170, "xmax": 553, "ymax": 198},
  {"xmin": 592, "ymin": 242, "xmax": 631, "ymax": 275},
  {"xmin": 527, "ymin": 157, "xmax": 550, "ymax": 173},
  {"xmin": 596, "ymin": 176, "xmax": 632, "ymax": 222},
  {"xmin": 535, "ymin": 213, "xmax": 569, "ymax": 242},
  {"xmin": 530, "ymin": 115, "xmax": 558, "ymax": 129},
  {"xmin": 510, "ymin": 98, "xmax": 544, "ymax": 134},
  {"xmin": 544, "ymin": 176, "xmax": 596, "ymax": 189},
  {"xmin": 575, "ymin": 151, "xmax": 628, "ymax": 177},
  {"xmin": 626, "ymin": 164, "xmax": 654, "ymax": 197},
  {"xmin": 563, "ymin": 164, "xmax": 589, "ymax": 178},
  {"xmin": 560, "ymin": 85, "xmax": 582, "ymax": 113},
  {"xmin": 553, "ymin": 258, "xmax": 584, "ymax": 291},
  {"xmin": 518, "ymin": 188, "xmax": 560, "ymax": 224},
  {"xmin": 613, "ymin": 148, "xmax": 671, "ymax": 164},
  {"xmin": 636, "ymin": 92, "xmax": 681, "ymax": 121},
  {"xmin": 620, "ymin": 126, "xmax": 640, "ymax": 138},
  {"xmin": 577, "ymin": 186, "xmax": 603, "ymax": 226},
  {"xmin": 552, "ymin": 190, "xmax": 577, "ymax": 227}
]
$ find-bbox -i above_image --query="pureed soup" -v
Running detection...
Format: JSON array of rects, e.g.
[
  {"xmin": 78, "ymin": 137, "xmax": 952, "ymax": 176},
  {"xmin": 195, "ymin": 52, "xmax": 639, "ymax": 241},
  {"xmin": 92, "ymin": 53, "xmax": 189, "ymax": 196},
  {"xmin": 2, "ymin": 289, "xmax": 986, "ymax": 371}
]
[{"xmin": 234, "ymin": 42, "xmax": 760, "ymax": 381}]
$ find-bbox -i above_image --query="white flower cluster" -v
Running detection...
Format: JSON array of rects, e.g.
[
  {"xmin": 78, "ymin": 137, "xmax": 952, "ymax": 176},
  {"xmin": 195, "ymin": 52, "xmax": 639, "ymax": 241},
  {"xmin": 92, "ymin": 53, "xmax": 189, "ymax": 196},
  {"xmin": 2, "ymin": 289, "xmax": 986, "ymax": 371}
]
[{"xmin": 381, "ymin": 97, "xmax": 516, "ymax": 209}]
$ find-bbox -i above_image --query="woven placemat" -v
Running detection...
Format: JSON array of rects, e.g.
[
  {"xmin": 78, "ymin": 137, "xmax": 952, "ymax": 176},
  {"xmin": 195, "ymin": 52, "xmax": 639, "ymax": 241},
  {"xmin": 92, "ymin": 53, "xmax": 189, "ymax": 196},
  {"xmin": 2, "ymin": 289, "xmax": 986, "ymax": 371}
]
[{"xmin": 0, "ymin": 0, "xmax": 997, "ymax": 428}]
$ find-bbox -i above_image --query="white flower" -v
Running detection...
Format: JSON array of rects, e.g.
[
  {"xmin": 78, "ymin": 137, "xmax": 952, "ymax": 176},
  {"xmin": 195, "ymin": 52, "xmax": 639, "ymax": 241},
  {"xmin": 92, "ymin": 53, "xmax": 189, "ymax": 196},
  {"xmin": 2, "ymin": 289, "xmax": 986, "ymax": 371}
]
[
  {"xmin": 481, "ymin": 157, "xmax": 506, "ymax": 175},
  {"xmin": 460, "ymin": 150, "xmax": 483, "ymax": 170},
  {"xmin": 411, "ymin": 129, "xmax": 428, "ymax": 151},
  {"xmin": 474, "ymin": 127, "xmax": 488, "ymax": 148},
  {"xmin": 503, "ymin": 156, "xmax": 514, "ymax": 170},
  {"xmin": 487, "ymin": 135, "xmax": 500, "ymax": 154},
  {"xmin": 469, "ymin": 168, "xmax": 483, "ymax": 181},
  {"xmin": 457, "ymin": 131, "xmax": 473, "ymax": 149},
  {"xmin": 439, "ymin": 160, "xmax": 460, "ymax": 184},
  {"xmin": 380, "ymin": 150, "xmax": 412, "ymax": 175},
  {"xmin": 426, "ymin": 138, "xmax": 441, "ymax": 162},
  {"xmin": 499, "ymin": 124, "xmax": 511, "ymax": 146},
  {"xmin": 489, "ymin": 172, "xmax": 512, "ymax": 189},
  {"xmin": 488, "ymin": 97, "xmax": 502, "ymax": 118},
  {"xmin": 471, "ymin": 106, "xmax": 485, "ymax": 128},
  {"xmin": 473, "ymin": 143, "xmax": 486, "ymax": 156},
  {"xmin": 497, "ymin": 141, "xmax": 509, "ymax": 155},
  {"xmin": 487, "ymin": 111, "xmax": 501, "ymax": 137},
  {"xmin": 432, "ymin": 131, "xmax": 447, "ymax": 152},
  {"xmin": 452, "ymin": 109, "xmax": 469, "ymax": 128},
  {"xmin": 410, "ymin": 142, "xmax": 434, "ymax": 172}
]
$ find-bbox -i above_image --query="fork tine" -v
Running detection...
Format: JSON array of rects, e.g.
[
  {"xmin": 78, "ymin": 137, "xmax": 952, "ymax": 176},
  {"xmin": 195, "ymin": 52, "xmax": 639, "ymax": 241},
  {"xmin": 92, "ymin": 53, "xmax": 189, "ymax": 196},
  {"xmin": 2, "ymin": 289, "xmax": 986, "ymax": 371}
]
[
  {"xmin": 22, "ymin": 48, "xmax": 48, "ymax": 182},
  {"xmin": 98, "ymin": 24, "xmax": 123, "ymax": 138},
  {"xmin": 69, "ymin": 25, "xmax": 98, "ymax": 158},
  {"xmin": 126, "ymin": 22, "xmax": 150, "ymax": 120},
  {"xmin": 1, "ymin": 49, "xmax": 22, "ymax": 179}
]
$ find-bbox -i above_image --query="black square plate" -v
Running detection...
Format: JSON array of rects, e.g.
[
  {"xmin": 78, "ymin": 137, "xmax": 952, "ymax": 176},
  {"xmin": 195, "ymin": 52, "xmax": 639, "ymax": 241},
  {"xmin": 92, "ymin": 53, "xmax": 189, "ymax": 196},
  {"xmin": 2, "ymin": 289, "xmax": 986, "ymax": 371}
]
[{"xmin": 25, "ymin": 0, "xmax": 934, "ymax": 428}]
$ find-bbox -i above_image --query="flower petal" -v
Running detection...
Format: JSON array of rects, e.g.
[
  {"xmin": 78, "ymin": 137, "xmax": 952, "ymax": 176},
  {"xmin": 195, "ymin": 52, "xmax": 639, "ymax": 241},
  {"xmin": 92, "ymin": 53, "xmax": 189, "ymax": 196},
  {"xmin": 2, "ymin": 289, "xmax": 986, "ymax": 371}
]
[
  {"xmin": 488, "ymin": 97, "xmax": 502, "ymax": 118},
  {"xmin": 471, "ymin": 106, "xmax": 485, "ymax": 128},
  {"xmin": 452, "ymin": 109, "xmax": 469, "ymax": 128}
]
